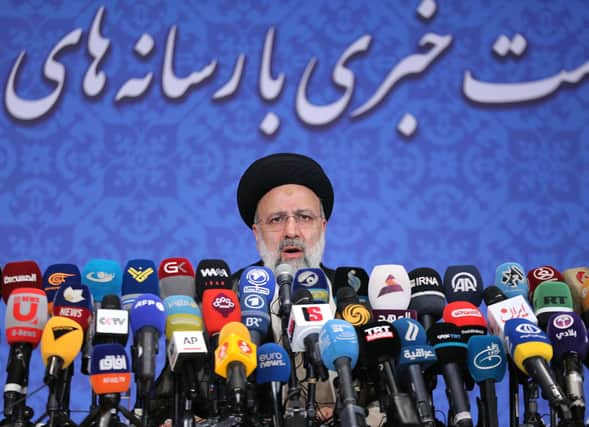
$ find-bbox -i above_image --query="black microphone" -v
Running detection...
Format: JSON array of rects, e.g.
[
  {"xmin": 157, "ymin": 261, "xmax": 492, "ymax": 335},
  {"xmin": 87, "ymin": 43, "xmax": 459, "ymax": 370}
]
[
  {"xmin": 276, "ymin": 263, "xmax": 294, "ymax": 323},
  {"xmin": 408, "ymin": 267, "xmax": 445, "ymax": 331},
  {"xmin": 428, "ymin": 322, "xmax": 474, "ymax": 427}
]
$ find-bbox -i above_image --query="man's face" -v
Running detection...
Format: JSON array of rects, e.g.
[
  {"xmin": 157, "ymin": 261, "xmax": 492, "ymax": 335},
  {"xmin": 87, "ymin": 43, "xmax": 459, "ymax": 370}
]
[{"xmin": 252, "ymin": 184, "xmax": 327, "ymax": 272}]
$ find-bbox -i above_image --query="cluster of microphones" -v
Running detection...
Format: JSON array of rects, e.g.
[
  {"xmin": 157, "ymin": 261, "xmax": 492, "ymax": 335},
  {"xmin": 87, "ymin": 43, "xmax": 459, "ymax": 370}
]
[{"xmin": 0, "ymin": 259, "xmax": 588, "ymax": 427}]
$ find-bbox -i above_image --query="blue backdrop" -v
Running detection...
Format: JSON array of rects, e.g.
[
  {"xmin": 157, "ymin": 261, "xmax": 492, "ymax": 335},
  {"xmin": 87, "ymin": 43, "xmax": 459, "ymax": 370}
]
[{"xmin": 1, "ymin": 0, "xmax": 588, "ymax": 424}]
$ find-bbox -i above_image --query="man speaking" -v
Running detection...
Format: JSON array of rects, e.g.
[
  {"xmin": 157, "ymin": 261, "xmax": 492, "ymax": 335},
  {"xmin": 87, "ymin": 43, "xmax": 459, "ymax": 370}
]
[{"xmin": 233, "ymin": 152, "xmax": 335, "ymax": 284}]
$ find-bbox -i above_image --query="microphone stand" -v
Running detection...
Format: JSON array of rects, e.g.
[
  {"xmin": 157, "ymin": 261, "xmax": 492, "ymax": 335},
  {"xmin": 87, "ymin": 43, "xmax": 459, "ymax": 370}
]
[
  {"xmin": 33, "ymin": 357, "xmax": 77, "ymax": 427},
  {"xmin": 79, "ymin": 392, "xmax": 145, "ymax": 427}
]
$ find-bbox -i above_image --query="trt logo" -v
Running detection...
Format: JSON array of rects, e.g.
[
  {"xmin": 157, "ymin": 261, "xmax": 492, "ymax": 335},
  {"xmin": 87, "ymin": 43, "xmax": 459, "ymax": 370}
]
[
  {"xmin": 164, "ymin": 261, "xmax": 187, "ymax": 274},
  {"xmin": 302, "ymin": 306, "xmax": 323, "ymax": 322}
]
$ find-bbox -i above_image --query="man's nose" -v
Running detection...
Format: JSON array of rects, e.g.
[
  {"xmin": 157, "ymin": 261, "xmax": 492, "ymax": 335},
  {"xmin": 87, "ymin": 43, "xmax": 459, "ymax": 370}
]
[{"xmin": 283, "ymin": 215, "xmax": 299, "ymax": 237}]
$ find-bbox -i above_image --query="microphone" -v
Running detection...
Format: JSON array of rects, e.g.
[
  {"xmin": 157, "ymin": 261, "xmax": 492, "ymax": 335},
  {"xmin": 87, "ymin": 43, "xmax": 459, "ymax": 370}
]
[
  {"xmin": 546, "ymin": 312, "xmax": 588, "ymax": 424},
  {"xmin": 202, "ymin": 289, "xmax": 242, "ymax": 337},
  {"xmin": 238, "ymin": 267, "xmax": 275, "ymax": 346},
  {"xmin": 93, "ymin": 294, "xmax": 129, "ymax": 347},
  {"xmin": 319, "ymin": 319, "xmax": 365, "ymax": 427},
  {"xmin": 163, "ymin": 295, "xmax": 204, "ymax": 341},
  {"xmin": 356, "ymin": 320, "xmax": 420, "ymax": 426},
  {"xmin": 504, "ymin": 317, "xmax": 572, "ymax": 421},
  {"xmin": 40, "ymin": 316, "xmax": 84, "ymax": 382},
  {"xmin": 129, "ymin": 294, "xmax": 166, "ymax": 423},
  {"xmin": 531, "ymin": 281, "xmax": 573, "ymax": 329},
  {"xmin": 527, "ymin": 265, "xmax": 564, "ymax": 299},
  {"xmin": 158, "ymin": 257, "xmax": 195, "ymax": 300},
  {"xmin": 335, "ymin": 286, "xmax": 372, "ymax": 327},
  {"xmin": 495, "ymin": 262, "xmax": 528, "ymax": 299},
  {"xmin": 442, "ymin": 265, "xmax": 483, "ymax": 306},
  {"xmin": 275, "ymin": 263, "xmax": 295, "ymax": 327},
  {"xmin": 442, "ymin": 301, "xmax": 487, "ymax": 341},
  {"xmin": 122, "ymin": 259, "xmax": 159, "ymax": 310},
  {"xmin": 164, "ymin": 297, "xmax": 208, "ymax": 426},
  {"xmin": 214, "ymin": 322, "xmax": 257, "ymax": 415},
  {"xmin": 334, "ymin": 267, "xmax": 369, "ymax": 304},
  {"xmin": 368, "ymin": 264, "xmax": 414, "ymax": 323},
  {"xmin": 392, "ymin": 318, "xmax": 437, "ymax": 427},
  {"xmin": 42, "ymin": 263, "xmax": 81, "ymax": 314},
  {"xmin": 82, "ymin": 258, "xmax": 122, "ymax": 305},
  {"xmin": 52, "ymin": 283, "xmax": 93, "ymax": 332},
  {"xmin": 3, "ymin": 287, "xmax": 48, "ymax": 422},
  {"xmin": 89, "ymin": 343, "xmax": 132, "ymax": 395},
  {"xmin": 256, "ymin": 343, "xmax": 291, "ymax": 427},
  {"xmin": 292, "ymin": 267, "xmax": 330, "ymax": 303},
  {"xmin": 427, "ymin": 322, "xmax": 473, "ymax": 427},
  {"xmin": 238, "ymin": 266, "xmax": 276, "ymax": 305},
  {"xmin": 240, "ymin": 291, "xmax": 270, "ymax": 347},
  {"xmin": 2, "ymin": 260, "xmax": 42, "ymax": 303},
  {"xmin": 194, "ymin": 259, "xmax": 231, "ymax": 301},
  {"xmin": 485, "ymin": 286, "xmax": 537, "ymax": 341},
  {"xmin": 562, "ymin": 267, "xmax": 589, "ymax": 314},
  {"xmin": 408, "ymin": 267, "xmax": 445, "ymax": 331},
  {"xmin": 466, "ymin": 335, "xmax": 507, "ymax": 427},
  {"xmin": 81, "ymin": 343, "xmax": 144, "ymax": 427}
]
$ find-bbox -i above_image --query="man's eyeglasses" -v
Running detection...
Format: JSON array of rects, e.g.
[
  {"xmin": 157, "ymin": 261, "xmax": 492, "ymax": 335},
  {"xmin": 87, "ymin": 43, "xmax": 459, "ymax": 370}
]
[{"xmin": 257, "ymin": 212, "xmax": 323, "ymax": 232}]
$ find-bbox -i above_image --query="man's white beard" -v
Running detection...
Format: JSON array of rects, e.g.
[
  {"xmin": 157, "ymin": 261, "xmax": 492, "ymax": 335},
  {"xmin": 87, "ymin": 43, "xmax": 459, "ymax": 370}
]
[{"xmin": 258, "ymin": 232, "xmax": 326, "ymax": 273}]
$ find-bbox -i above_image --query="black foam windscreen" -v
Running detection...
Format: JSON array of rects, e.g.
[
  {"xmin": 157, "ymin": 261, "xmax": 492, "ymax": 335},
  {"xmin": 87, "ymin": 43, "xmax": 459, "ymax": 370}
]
[
  {"xmin": 427, "ymin": 322, "xmax": 467, "ymax": 364},
  {"xmin": 482, "ymin": 286, "xmax": 507, "ymax": 306},
  {"xmin": 357, "ymin": 321, "xmax": 401, "ymax": 366},
  {"xmin": 292, "ymin": 289, "xmax": 314, "ymax": 305},
  {"xmin": 408, "ymin": 267, "xmax": 446, "ymax": 317}
]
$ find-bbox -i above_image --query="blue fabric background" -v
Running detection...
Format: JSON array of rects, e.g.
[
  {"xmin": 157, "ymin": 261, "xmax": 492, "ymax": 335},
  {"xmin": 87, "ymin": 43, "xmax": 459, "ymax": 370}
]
[{"xmin": 0, "ymin": 0, "xmax": 588, "ymax": 424}]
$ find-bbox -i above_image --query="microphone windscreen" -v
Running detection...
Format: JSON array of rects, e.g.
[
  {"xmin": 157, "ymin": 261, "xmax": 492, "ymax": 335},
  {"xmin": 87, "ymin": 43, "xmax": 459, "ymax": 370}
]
[
  {"xmin": 82, "ymin": 258, "xmax": 122, "ymax": 304},
  {"xmin": 562, "ymin": 267, "xmax": 589, "ymax": 314},
  {"xmin": 202, "ymin": 289, "xmax": 241, "ymax": 335},
  {"xmin": 163, "ymin": 295, "xmax": 203, "ymax": 340},
  {"xmin": 219, "ymin": 321, "xmax": 251, "ymax": 344},
  {"xmin": 158, "ymin": 257, "xmax": 195, "ymax": 299},
  {"xmin": 214, "ymin": 331, "xmax": 257, "ymax": 378},
  {"xmin": 2, "ymin": 260, "xmax": 42, "ymax": 303},
  {"xmin": 546, "ymin": 312, "xmax": 589, "ymax": 359},
  {"xmin": 5, "ymin": 287, "xmax": 48, "ymax": 346},
  {"xmin": 495, "ymin": 262, "xmax": 528, "ymax": 299},
  {"xmin": 532, "ymin": 281, "xmax": 573, "ymax": 327},
  {"xmin": 392, "ymin": 317, "xmax": 428, "ymax": 346},
  {"xmin": 504, "ymin": 318, "xmax": 552, "ymax": 374},
  {"xmin": 90, "ymin": 343, "xmax": 131, "ymax": 394},
  {"xmin": 292, "ymin": 268, "xmax": 330, "ymax": 303},
  {"xmin": 42, "ymin": 263, "xmax": 81, "ymax": 312},
  {"xmin": 408, "ymin": 267, "xmax": 445, "ymax": 317},
  {"xmin": 467, "ymin": 335, "xmax": 507, "ymax": 382},
  {"xmin": 52, "ymin": 283, "xmax": 93, "ymax": 331},
  {"xmin": 241, "ymin": 291, "xmax": 270, "ymax": 337},
  {"xmin": 443, "ymin": 265, "xmax": 483, "ymax": 306},
  {"xmin": 101, "ymin": 294, "xmax": 121, "ymax": 309},
  {"xmin": 368, "ymin": 264, "xmax": 411, "ymax": 310},
  {"xmin": 334, "ymin": 267, "xmax": 369, "ymax": 303},
  {"xmin": 527, "ymin": 265, "xmax": 564, "ymax": 298},
  {"xmin": 427, "ymin": 322, "xmax": 467, "ymax": 364},
  {"xmin": 256, "ymin": 343, "xmax": 291, "ymax": 384},
  {"xmin": 194, "ymin": 259, "xmax": 231, "ymax": 301},
  {"xmin": 442, "ymin": 301, "xmax": 487, "ymax": 339},
  {"xmin": 129, "ymin": 294, "xmax": 166, "ymax": 336},
  {"xmin": 319, "ymin": 319, "xmax": 359, "ymax": 371},
  {"xmin": 357, "ymin": 321, "xmax": 400, "ymax": 366},
  {"xmin": 238, "ymin": 266, "xmax": 276, "ymax": 305},
  {"xmin": 482, "ymin": 286, "xmax": 507, "ymax": 306},
  {"xmin": 122, "ymin": 259, "xmax": 158, "ymax": 309},
  {"xmin": 40, "ymin": 316, "xmax": 84, "ymax": 368},
  {"xmin": 293, "ymin": 289, "xmax": 314, "ymax": 305}
]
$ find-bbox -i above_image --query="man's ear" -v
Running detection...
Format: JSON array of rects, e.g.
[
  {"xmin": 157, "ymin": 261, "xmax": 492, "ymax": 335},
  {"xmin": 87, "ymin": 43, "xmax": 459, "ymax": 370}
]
[{"xmin": 252, "ymin": 223, "xmax": 260, "ymax": 243}]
